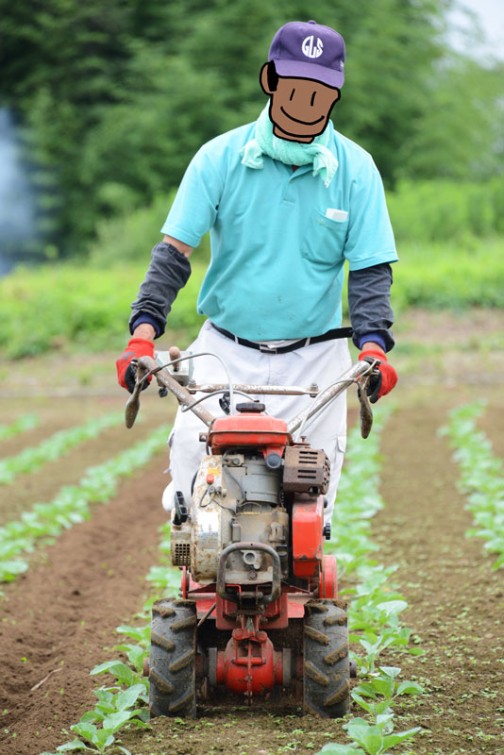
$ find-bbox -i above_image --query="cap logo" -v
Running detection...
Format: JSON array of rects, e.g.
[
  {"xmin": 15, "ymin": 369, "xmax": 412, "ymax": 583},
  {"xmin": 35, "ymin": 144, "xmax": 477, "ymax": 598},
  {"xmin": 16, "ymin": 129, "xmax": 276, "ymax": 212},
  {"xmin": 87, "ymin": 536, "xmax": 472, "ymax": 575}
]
[{"xmin": 301, "ymin": 35, "xmax": 323, "ymax": 59}]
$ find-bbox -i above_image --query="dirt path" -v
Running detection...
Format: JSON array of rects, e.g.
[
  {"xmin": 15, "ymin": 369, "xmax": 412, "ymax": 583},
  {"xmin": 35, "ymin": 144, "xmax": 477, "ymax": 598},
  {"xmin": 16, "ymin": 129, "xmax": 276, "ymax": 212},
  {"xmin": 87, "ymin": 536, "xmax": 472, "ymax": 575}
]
[
  {"xmin": 376, "ymin": 401, "xmax": 503, "ymax": 755},
  {"xmin": 0, "ymin": 455, "xmax": 167, "ymax": 755}
]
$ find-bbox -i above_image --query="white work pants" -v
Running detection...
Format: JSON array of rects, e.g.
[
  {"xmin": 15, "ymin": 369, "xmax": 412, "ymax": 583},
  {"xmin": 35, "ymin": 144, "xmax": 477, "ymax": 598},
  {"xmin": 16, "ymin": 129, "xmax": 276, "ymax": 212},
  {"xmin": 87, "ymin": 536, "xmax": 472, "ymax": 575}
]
[{"xmin": 164, "ymin": 321, "xmax": 351, "ymax": 526}]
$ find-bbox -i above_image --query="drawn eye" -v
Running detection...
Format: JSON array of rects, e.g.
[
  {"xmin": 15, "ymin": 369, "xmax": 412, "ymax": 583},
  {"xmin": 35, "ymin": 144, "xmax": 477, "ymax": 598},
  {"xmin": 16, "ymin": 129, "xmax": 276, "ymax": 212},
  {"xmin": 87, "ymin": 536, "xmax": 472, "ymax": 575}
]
[
  {"xmin": 310, "ymin": 92, "xmax": 317, "ymax": 106},
  {"xmin": 289, "ymin": 89, "xmax": 296, "ymax": 101}
]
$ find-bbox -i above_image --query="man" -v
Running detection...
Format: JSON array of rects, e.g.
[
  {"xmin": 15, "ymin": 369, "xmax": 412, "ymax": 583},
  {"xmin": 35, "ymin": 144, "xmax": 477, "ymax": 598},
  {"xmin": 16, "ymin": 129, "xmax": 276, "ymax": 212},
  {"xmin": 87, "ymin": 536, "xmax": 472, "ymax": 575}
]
[{"xmin": 116, "ymin": 20, "xmax": 398, "ymax": 527}]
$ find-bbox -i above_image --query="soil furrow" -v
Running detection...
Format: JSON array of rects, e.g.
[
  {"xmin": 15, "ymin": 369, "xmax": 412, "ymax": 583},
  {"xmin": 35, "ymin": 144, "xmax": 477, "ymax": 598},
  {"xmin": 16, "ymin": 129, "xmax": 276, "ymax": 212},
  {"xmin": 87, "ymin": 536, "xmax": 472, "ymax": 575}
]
[
  {"xmin": 0, "ymin": 454, "xmax": 169, "ymax": 755},
  {"xmin": 376, "ymin": 400, "xmax": 503, "ymax": 755}
]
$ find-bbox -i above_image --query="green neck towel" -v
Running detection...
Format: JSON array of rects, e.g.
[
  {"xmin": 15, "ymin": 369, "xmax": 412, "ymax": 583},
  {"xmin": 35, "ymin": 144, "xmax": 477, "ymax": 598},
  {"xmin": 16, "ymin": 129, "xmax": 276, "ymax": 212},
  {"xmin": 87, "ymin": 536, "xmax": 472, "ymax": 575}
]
[{"xmin": 241, "ymin": 105, "xmax": 338, "ymax": 188}]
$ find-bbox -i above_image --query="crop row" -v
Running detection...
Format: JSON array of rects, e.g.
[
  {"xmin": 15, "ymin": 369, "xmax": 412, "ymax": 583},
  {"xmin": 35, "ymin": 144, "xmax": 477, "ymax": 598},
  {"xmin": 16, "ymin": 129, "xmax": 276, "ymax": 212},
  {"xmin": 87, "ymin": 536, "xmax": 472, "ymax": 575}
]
[
  {"xmin": 0, "ymin": 411, "xmax": 123, "ymax": 484},
  {"xmin": 441, "ymin": 401, "xmax": 504, "ymax": 570},
  {"xmin": 0, "ymin": 413, "xmax": 39, "ymax": 441},
  {"xmin": 42, "ymin": 523, "xmax": 174, "ymax": 754},
  {"xmin": 322, "ymin": 408, "xmax": 423, "ymax": 755},
  {"xmin": 0, "ymin": 424, "xmax": 170, "ymax": 589}
]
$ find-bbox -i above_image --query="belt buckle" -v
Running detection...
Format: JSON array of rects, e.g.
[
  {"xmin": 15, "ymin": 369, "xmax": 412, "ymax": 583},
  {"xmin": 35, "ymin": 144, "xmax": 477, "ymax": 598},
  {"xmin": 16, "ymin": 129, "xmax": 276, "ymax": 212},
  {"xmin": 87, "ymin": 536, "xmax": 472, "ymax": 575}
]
[{"xmin": 259, "ymin": 343, "xmax": 278, "ymax": 354}]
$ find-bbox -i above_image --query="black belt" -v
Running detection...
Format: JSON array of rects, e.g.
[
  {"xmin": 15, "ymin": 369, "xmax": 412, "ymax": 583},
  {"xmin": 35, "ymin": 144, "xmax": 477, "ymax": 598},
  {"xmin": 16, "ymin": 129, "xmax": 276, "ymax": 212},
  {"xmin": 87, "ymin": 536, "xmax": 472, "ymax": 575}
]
[{"xmin": 211, "ymin": 323, "xmax": 353, "ymax": 354}]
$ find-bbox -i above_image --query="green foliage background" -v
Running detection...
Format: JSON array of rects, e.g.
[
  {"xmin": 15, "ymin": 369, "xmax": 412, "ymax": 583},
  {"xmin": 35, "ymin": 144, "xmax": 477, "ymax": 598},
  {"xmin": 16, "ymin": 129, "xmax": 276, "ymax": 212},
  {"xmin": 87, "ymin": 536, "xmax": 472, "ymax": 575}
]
[
  {"xmin": 1, "ymin": 0, "xmax": 503, "ymax": 259},
  {"xmin": 0, "ymin": 0, "xmax": 502, "ymax": 358}
]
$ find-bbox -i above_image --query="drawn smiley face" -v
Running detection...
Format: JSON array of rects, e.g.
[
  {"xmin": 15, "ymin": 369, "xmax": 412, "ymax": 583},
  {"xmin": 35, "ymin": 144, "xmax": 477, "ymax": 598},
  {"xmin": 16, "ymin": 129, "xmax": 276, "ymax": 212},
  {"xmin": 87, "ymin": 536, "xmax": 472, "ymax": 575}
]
[{"xmin": 260, "ymin": 63, "xmax": 340, "ymax": 142}]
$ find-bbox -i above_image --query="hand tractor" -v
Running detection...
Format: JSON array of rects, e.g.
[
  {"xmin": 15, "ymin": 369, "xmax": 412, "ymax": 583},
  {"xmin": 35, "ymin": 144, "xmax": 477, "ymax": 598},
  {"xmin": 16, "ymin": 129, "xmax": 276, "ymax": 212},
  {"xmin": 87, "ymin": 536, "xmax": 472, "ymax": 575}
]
[{"xmin": 125, "ymin": 349, "xmax": 377, "ymax": 718}]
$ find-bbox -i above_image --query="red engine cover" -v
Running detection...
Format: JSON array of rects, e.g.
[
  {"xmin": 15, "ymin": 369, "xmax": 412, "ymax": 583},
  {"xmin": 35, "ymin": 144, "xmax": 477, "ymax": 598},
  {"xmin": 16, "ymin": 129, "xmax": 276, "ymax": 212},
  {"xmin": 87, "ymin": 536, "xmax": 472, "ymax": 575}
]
[
  {"xmin": 291, "ymin": 495, "xmax": 324, "ymax": 578},
  {"xmin": 209, "ymin": 413, "xmax": 291, "ymax": 453}
]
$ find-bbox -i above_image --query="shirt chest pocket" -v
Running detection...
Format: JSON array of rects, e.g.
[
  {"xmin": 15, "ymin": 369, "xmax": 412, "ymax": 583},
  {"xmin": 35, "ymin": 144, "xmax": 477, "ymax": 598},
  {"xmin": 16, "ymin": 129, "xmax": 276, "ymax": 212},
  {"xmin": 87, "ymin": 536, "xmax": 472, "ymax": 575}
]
[{"xmin": 301, "ymin": 209, "xmax": 349, "ymax": 266}]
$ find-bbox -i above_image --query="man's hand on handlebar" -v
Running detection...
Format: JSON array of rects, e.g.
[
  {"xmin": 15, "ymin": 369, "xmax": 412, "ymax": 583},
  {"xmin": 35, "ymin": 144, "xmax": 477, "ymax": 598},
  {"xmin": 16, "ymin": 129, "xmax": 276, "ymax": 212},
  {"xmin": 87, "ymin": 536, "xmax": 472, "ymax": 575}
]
[
  {"xmin": 358, "ymin": 346, "xmax": 398, "ymax": 403},
  {"xmin": 116, "ymin": 337, "xmax": 155, "ymax": 393}
]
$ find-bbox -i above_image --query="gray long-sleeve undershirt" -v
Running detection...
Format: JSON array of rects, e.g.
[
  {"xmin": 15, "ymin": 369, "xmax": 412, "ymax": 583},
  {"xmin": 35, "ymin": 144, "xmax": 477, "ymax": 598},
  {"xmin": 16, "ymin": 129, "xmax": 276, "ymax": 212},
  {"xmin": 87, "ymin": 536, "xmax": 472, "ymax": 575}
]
[
  {"xmin": 129, "ymin": 243, "xmax": 191, "ymax": 337},
  {"xmin": 348, "ymin": 263, "xmax": 395, "ymax": 351}
]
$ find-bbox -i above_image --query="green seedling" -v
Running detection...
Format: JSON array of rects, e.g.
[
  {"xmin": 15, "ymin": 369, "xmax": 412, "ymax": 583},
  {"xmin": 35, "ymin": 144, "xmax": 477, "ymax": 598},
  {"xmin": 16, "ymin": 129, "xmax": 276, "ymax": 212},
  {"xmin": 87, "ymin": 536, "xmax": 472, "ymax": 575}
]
[
  {"xmin": 90, "ymin": 661, "xmax": 147, "ymax": 692},
  {"xmin": 0, "ymin": 425, "xmax": 170, "ymax": 589},
  {"xmin": 352, "ymin": 666, "xmax": 423, "ymax": 716},
  {"xmin": 318, "ymin": 407, "xmax": 425, "ymax": 755},
  {"xmin": 145, "ymin": 563, "xmax": 182, "ymax": 592},
  {"xmin": 79, "ymin": 684, "xmax": 149, "ymax": 725},
  {"xmin": 441, "ymin": 401, "xmax": 503, "ymax": 569},
  {"xmin": 0, "ymin": 412, "xmax": 123, "ymax": 484},
  {"xmin": 0, "ymin": 414, "xmax": 39, "ymax": 441},
  {"xmin": 343, "ymin": 717, "xmax": 420, "ymax": 755},
  {"xmin": 114, "ymin": 624, "xmax": 151, "ymax": 673},
  {"xmin": 319, "ymin": 745, "xmax": 366, "ymax": 755}
]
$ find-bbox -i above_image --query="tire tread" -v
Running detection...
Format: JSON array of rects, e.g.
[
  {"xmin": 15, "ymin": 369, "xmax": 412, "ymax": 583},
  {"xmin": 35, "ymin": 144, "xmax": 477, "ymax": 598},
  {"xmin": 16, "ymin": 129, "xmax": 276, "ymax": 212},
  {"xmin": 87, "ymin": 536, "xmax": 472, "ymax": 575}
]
[{"xmin": 303, "ymin": 599, "xmax": 350, "ymax": 718}]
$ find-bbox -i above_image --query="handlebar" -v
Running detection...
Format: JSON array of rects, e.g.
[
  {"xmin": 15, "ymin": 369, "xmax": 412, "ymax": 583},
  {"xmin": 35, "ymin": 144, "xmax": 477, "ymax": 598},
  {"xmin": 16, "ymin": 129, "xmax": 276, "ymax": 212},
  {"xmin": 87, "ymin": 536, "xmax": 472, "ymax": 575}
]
[{"xmin": 125, "ymin": 352, "xmax": 377, "ymax": 439}]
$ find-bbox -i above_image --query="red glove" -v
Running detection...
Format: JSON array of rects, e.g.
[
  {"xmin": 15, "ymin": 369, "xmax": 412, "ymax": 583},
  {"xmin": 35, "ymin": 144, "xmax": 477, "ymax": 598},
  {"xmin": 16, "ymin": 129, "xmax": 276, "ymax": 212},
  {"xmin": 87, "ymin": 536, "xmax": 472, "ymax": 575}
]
[
  {"xmin": 116, "ymin": 337, "xmax": 155, "ymax": 393},
  {"xmin": 358, "ymin": 347, "xmax": 398, "ymax": 403}
]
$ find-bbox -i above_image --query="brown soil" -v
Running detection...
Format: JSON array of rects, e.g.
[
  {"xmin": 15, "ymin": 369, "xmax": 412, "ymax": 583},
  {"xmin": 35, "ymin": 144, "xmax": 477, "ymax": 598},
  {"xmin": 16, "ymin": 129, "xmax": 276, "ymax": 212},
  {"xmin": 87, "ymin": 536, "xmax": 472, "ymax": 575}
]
[
  {"xmin": 375, "ymin": 403, "xmax": 503, "ymax": 755},
  {"xmin": 0, "ymin": 309, "xmax": 502, "ymax": 755},
  {"xmin": 0, "ymin": 452, "xmax": 168, "ymax": 755}
]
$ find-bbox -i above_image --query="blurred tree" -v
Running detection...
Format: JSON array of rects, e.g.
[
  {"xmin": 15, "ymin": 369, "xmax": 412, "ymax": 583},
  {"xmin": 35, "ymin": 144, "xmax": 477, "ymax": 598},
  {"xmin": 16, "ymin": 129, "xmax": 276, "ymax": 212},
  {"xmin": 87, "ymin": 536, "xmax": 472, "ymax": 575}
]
[
  {"xmin": 399, "ymin": 55, "xmax": 504, "ymax": 180},
  {"xmin": 331, "ymin": 0, "xmax": 448, "ymax": 186},
  {"xmin": 80, "ymin": 54, "xmax": 229, "ymax": 215},
  {"xmin": 0, "ymin": 0, "xmax": 501, "ymax": 259},
  {"xmin": 0, "ymin": 0, "xmax": 137, "ymax": 253}
]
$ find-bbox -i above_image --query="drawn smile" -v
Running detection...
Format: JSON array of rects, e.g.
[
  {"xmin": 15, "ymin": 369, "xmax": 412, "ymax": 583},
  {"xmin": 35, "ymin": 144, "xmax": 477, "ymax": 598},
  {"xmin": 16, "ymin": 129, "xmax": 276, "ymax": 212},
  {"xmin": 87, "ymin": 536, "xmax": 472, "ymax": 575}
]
[{"xmin": 280, "ymin": 107, "xmax": 325, "ymax": 125}]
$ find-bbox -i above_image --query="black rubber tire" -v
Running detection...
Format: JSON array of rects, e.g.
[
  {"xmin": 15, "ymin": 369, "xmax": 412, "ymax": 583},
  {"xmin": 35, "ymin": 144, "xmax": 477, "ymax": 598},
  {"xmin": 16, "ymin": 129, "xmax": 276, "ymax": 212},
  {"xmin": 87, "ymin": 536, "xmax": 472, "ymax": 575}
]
[
  {"xmin": 303, "ymin": 599, "xmax": 350, "ymax": 717},
  {"xmin": 149, "ymin": 598, "xmax": 197, "ymax": 718}
]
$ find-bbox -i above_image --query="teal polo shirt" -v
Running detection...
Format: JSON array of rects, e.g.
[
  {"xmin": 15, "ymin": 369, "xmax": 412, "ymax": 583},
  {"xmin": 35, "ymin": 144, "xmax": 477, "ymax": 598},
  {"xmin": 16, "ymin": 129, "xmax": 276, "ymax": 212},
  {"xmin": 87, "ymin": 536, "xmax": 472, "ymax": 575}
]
[{"xmin": 161, "ymin": 119, "xmax": 398, "ymax": 341}]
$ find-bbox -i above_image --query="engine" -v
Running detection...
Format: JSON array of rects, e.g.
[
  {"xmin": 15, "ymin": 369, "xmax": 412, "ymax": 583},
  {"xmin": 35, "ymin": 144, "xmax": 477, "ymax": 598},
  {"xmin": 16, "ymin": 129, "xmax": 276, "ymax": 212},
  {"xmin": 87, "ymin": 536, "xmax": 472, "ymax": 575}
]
[
  {"xmin": 171, "ymin": 452, "xmax": 289, "ymax": 584},
  {"xmin": 171, "ymin": 403, "xmax": 330, "ymax": 589}
]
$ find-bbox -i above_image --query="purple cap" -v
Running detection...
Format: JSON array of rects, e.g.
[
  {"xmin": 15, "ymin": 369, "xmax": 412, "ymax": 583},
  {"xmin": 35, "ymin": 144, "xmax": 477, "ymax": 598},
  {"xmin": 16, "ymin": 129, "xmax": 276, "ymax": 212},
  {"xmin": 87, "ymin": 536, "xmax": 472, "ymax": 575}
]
[{"xmin": 269, "ymin": 20, "xmax": 345, "ymax": 89}]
